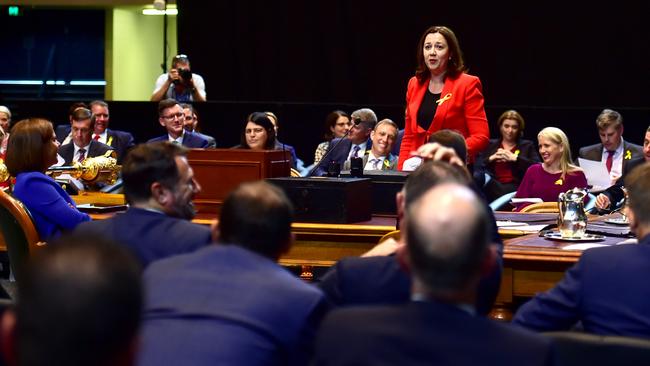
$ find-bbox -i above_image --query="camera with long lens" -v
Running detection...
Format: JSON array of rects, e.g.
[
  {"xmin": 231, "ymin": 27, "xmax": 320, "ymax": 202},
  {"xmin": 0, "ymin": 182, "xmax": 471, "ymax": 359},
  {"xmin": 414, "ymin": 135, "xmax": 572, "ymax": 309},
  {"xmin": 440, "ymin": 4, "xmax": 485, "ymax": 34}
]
[{"xmin": 173, "ymin": 68, "xmax": 193, "ymax": 84}]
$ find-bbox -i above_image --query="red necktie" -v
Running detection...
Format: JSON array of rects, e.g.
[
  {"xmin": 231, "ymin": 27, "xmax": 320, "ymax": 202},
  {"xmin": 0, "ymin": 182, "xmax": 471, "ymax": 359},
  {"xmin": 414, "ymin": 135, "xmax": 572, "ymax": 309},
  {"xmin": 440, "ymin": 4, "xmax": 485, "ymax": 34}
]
[
  {"xmin": 605, "ymin": 150, "xmax": 615, "ymax": 173},
  {"xmin": 78, "ymin": 149, "xmax": 86, "ymax": 163},
  {"xmin": 93, "ymin": 134, "xmax": 100, "ymax": 141}
]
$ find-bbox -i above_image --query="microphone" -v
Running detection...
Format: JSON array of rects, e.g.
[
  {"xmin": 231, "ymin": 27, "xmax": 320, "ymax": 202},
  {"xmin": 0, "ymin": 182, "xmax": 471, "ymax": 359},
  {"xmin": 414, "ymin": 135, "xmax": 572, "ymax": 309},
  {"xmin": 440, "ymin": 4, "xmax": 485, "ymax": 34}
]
[{"xmin": 307, "ymin": 117, "xmax": 362, "ymax": 177}]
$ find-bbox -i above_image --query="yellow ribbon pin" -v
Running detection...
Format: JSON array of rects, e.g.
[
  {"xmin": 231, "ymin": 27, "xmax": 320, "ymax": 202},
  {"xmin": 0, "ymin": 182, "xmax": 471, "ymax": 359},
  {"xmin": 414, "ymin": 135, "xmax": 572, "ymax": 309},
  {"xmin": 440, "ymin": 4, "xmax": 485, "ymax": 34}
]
[
  {"xmin": 514, "ymin": 149, "xmax": 520, "ymax": 156},
  {"xmin": 436, "ymin": 93, "xmax": 452, "ymax": 106},
  {"xmin": 107, "ymin": 136, "xmax": 114, "ymax": 146},
  {"xmin": 625, "ymin": 150, "xmax": 631, "ymax": 160},
  {"xmin": 554, "ymin": 179, "xmax": 563, "ymax": 185}
]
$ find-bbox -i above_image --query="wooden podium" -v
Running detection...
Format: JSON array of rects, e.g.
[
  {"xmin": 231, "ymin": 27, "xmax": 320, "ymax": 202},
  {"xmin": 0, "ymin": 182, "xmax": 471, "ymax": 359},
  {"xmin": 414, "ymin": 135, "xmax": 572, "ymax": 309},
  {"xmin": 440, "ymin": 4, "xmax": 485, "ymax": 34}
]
[{"xmin": 187, "ymin": 149, "xmax": 291, "ymax": 214}]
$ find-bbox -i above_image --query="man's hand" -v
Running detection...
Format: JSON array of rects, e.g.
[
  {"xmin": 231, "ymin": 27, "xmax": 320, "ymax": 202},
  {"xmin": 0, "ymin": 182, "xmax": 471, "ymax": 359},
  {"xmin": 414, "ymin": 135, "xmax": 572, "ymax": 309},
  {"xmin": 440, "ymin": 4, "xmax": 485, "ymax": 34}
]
[
  {"xmin": 595, "ymin": 193, "xmax": 611, "ymax": 210},
  {"xmin": 412, "ymin": 142, "xmax": 464, "ymax": 167}
]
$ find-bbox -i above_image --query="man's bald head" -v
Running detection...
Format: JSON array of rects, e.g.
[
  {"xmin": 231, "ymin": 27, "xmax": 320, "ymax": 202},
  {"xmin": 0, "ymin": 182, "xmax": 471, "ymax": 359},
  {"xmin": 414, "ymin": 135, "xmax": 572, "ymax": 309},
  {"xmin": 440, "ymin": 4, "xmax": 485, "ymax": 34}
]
[{"xmin": 406, "ymin": 183, "xmax": 489, "ymax": 295}]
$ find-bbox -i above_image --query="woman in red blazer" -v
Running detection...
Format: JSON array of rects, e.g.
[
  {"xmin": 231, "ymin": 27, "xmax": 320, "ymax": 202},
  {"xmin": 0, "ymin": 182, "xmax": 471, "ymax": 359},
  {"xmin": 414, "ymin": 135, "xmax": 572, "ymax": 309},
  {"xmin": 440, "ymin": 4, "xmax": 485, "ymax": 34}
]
[{"xmin": 398, "ymin": 25, "xmax": 489, "ymax": 170}]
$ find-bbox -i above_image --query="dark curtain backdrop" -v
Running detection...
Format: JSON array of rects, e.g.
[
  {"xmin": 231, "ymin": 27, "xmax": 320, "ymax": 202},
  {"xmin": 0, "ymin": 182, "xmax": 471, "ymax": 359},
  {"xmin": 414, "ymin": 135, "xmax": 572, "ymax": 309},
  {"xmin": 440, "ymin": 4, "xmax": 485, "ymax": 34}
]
[{"xmin": 177, "ymin": 1, "xmax": 649, "ymax": 108}]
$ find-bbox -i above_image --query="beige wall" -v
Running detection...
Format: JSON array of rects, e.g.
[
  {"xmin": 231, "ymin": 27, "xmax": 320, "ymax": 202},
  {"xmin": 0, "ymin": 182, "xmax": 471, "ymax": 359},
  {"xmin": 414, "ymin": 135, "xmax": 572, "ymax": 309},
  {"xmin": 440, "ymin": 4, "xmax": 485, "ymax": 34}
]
[{"xmin": 107, "ymin": 6, "xmax": 177, "ymax": 101}]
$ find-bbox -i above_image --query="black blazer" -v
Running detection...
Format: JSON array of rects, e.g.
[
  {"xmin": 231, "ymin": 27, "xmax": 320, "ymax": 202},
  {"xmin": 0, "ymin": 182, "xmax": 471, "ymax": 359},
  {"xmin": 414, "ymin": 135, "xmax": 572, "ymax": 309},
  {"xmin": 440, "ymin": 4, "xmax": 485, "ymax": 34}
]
[
  {"xmin": 315, "ymin": 300, "xmax": 552, "ymax": 366},
  {"xmin": 58, "ymin": 140, "xmax": 114, "ymax": 165},
  {"xmin": 577, "ymin": 140, "xmax": 644, "ymax": 177},
  {"xmin": 104, "ymin": 129, "xmax": 135, "ymax": 164},
  {"xmin": 473, "ymin": 138, "xmax": 540, "ymax": 186}
]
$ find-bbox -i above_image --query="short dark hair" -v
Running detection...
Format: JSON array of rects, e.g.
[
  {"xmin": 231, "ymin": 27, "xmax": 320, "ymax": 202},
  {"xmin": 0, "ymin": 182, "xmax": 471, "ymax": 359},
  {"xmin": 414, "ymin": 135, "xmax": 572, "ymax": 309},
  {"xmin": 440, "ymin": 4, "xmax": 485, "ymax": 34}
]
[
  {"xmin": 171, "ymin": 54, "xmax": 190, "ymax": 69},
  {"xmin": 218, "ymin": 181, "xmax": 294, "ymax": 259},
  {"xmin": 158, "ymin": 98, "xmax": 179, "ymax": 117},
  {"xmin": 402, "ymin": 160, "xmax": 470, "ymax": 208},
  {"xmin": 427, "ymin": 129, "xmax": 468, "ymax": 164},
  {"xmin": 5, "ymin": 118, "xmax": 55, "ymax": 175},
  {"xmin": 68, "ymin": 102, "xmax": 88, "ymax": 117},
  {"xmin": 122, "ymin": 142, "xmax": 188, "ymax": 204},
  {"xmin": 625, "ymin": 162, "xmax": 650, "ymax": 227},
  {"xmin": 70, "ymin": 107, "xmax": 95, "ymax": 130},
  {"xmin": 415, "ymin": 25, "xmax": 466, "ymax": 83},
  {"xmin": 239, "ymin": 112, "xmax": 276, "ymax": 149},
  {"xmin": 323, "ymin": 110, "xmax": 350, "ymax": 141},
  {"xmin": 406, "ymin": 184, "xmax": 489, "ymax": 292},
  {"xmin": 15, "ymin": 234, "xmax": 142, "ymax": 366}
]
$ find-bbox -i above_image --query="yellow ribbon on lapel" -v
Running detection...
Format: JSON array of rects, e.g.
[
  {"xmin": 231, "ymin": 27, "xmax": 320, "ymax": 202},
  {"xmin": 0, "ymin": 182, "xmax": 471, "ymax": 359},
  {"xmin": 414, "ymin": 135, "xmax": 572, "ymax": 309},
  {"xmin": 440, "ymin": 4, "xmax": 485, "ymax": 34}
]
[
  {"xmin": 436, "ymin": 93, "xmax": 452, "ymax": 106},
  {"xmin": 107, "ymin": 136, "xmax": 114, "ymax": 146},
  {"xmin": 625, "ymin": 150, "xmax": 631, "ymax": 160},
  {"xmin": 554, "ymin": 179, "xmax": 563, "ymax": 185},
  {"xmin": 514, "ymin": 149, "xmax": 520, "ymax": 156}
]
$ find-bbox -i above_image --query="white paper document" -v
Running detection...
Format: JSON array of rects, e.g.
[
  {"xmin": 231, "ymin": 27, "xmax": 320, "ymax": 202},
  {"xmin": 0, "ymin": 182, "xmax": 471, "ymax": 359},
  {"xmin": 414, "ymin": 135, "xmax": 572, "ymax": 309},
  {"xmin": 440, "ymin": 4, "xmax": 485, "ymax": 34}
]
[
  {"xmin": 510, "ymin": 197, "xmax": 543, "ymax": 204},
  {"xmin": 578, "ymin": 158, "xmax": 611, "ymax": 191}
]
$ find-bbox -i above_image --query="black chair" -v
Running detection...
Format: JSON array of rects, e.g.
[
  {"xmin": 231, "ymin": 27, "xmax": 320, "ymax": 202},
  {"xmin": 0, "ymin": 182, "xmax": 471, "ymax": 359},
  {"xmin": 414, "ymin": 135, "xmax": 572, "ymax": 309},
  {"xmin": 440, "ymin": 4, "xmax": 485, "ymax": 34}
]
[
  {"xmin": 544, "ymin": 331, "xmax": 650, "ymax": 366},
  {"xmin": 0, "ymin": 190, "xmax": 45, "ymax": 284}
]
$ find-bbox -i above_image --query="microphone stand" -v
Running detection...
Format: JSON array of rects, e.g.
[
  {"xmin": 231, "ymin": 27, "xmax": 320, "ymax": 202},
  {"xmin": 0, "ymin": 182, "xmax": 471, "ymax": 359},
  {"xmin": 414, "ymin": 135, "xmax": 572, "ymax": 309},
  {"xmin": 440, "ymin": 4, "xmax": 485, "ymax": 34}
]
[{"xmin": 306, "ymin": 118, "xmax": 361, "ymax": 177}]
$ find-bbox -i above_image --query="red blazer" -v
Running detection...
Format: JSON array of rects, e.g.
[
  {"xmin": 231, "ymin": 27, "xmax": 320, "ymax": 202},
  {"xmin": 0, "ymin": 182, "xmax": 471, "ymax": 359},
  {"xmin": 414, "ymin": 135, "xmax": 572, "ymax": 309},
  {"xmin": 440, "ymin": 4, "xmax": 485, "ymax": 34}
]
[{"xmin": 398, "ymin": 73, "xmax": 490, "ymax": 170}]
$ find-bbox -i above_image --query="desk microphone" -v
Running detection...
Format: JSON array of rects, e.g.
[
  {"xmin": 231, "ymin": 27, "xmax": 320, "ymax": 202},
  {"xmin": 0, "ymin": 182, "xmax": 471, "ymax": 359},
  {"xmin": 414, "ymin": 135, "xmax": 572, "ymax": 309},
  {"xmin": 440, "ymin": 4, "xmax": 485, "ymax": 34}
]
[{"xmin": 307, "ymin": 117, "xmax": 362, "ymax": 177}]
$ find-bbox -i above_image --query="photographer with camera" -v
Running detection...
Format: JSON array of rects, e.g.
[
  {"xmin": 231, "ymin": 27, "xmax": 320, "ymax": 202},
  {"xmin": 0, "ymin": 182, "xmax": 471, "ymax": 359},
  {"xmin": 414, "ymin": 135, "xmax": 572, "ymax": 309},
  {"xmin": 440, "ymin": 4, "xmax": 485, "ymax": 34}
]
[{"xmin": 151, "ymin": 54, "xmax": 206, "ymax": 102}]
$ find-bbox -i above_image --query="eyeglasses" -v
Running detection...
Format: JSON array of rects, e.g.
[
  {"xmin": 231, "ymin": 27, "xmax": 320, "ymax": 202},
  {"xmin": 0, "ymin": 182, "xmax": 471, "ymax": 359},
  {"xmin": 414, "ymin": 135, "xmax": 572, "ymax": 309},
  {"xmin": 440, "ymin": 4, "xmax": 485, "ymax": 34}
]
[{"xmin": 162, "ymin": 113, "xmax": 185, "ymax": 121}]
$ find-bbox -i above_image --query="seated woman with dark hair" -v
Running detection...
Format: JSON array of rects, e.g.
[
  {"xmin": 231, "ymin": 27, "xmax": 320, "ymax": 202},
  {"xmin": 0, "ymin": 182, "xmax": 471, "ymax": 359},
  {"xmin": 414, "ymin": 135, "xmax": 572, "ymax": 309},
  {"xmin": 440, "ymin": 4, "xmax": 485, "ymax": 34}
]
[
  {"xmin": 314, "ymin": 110, "xmax": 351, "ymax": 165},
  {"xmin": 5, "ymin": 118, "xmax": 90, "ymax": 240},
  {"xmin": 513, "ymin": 127, "xmax": 587, "ymax": 211},
  {"xmin": 234, "ymin": 112, "xmax": 295, "ymax": 168},
  {"xmin": 474, "ymin": 110, "xmax": 540, "ymax": 203}
]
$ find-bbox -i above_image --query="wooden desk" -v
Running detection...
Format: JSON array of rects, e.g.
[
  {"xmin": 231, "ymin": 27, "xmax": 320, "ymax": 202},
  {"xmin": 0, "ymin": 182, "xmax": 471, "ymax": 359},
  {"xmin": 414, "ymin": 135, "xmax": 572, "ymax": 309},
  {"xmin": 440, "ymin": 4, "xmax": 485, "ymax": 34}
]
[{"xmin": 66, "ymin": 196, "xmax": 633, "ymax": 315}]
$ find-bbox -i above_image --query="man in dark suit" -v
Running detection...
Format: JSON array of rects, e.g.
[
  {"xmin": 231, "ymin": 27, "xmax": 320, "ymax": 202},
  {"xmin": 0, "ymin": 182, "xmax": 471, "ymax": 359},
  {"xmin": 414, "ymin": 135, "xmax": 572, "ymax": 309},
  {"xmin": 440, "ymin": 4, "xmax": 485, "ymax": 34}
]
[
  {"xmin": 0, "ymin": 234, "xmax": 142, "ymax": 366},
  {"xmin": 318, "ymin": 156, "xmax": 503, "ymax": 315},
  {"xmin": 180, "ymin": 103, "xmax": 217, "ymax": 148},
  {"xmin": 514, "ymin": 162, "xmax": 650, "ymax": 338},
  {"xmin": 147, "ymin": 98, "xmax": 209, "ymax": 148},
  {"xmin": 594, "ymin": 125, "xmax": 650, "ymax": 213},
  {"xmin": 89, "ymin": 100, "xmax": 136, "ymax": 163},
  {"xmin": 74, "ymin": 142, "xmax": 211, "ymax": 267},
  {"xmin": 342, "ymin": 119, "xmax": 399, "ymax": 171},
  {"xmin": 315, "ymin": 183, "xmax": 552, "ymax": 366},
  {"xmin": 312, "ymin": 108, "xmax": 377, "ymax": 176},
  {"xmin": 57, "ymin": 107, "xmax": 113, "ymax": 165},
  {"xmin": 577, "ymin": 109, "xmax": 643, "ymax": 186},
  {"xmin": 138, "ymin": 181, "xmax": 328, "ymax": 366}
]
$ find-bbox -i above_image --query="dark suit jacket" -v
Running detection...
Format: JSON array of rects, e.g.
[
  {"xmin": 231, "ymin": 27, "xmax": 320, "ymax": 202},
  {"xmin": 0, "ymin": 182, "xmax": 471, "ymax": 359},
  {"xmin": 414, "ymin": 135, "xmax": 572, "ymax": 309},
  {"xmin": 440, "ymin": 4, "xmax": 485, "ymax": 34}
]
[
  {"xmin": 58, "ymin": 140, "xmax": 114, "ymax": 165},
  {"xmin": 104, "ymin": 129, "xmax": 135, "ymax": 163},
  {"xmin": 74, "ymin": 207, "xmax": 211, "ymax": 268},
  {"xmin": 473, "ymin": 138, "xmax": 540, "ymax": 186},
  {"xmin": 318, "ymin": 199, "xmax": 503, "ymax": 316},
  {"xmin": 312, "ymin": 137, "xmax": 372, "ymax": 176},
  {"xmin": 55, "ymin": 125, "xmax": 135, "ymax": 163},
  {"xmin": 315, "ymin": 300, "xmax": 552, "ymax": 366},
  {"xmin": 577, "ymin": 140, "xmax": 644, "ymax": 177},
  {"xmin": 513, "ymin": 234, "xmax": 650, "ymax": 338},
  {"xmin": 147, "ymin": 131, "xmax": 210, "ymax": 148},
  {"xmin": 596, "ymin": 157, "xmax": 645, "ymax": 213},
  {"xmin": 138, "ymin": 245, "xmax": 329, "ymax": 366},
  {"xmin": 195, "ymin": 131, "xmax": 217, "ymax": 148}
]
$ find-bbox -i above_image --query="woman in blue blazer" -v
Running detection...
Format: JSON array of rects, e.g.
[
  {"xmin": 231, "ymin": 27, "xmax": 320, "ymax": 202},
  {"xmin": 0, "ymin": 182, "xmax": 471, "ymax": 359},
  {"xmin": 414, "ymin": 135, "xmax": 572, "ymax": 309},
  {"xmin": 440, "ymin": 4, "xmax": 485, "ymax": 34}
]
[{"xmin": 6, "ymin": 118, "xmax": 90, "ymax": 240}]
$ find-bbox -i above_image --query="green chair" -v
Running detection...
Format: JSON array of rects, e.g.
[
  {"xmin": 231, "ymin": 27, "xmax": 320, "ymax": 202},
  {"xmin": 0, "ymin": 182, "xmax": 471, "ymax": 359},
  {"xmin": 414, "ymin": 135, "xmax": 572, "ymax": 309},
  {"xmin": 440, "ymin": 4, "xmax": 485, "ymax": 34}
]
[{"xmin": 0, "ymin": 190, "xmax": 45, "ymax": 283}]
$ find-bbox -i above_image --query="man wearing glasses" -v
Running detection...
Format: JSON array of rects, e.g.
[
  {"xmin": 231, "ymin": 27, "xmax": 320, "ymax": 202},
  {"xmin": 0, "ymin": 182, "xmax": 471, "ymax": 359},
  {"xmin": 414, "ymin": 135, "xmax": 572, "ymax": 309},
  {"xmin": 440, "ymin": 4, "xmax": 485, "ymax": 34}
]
[
  {"xmin": 181, "ymin": 103, "xmax": 217, "ymax": 148},
  {"xmin": 151, "ymin": 54, "xmax": 206, "ymax": 102},
  {"xmin": 148, "ymin": 99, "xmax": 210, "ymax": 148}
]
